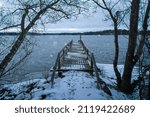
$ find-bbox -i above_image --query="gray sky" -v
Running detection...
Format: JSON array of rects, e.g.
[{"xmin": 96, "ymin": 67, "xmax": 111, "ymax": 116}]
[
  {"xmin": 44, "ymin": 10, "xmax": 113, "ymax": 33},
  {"xmin": 0, "ymin": 0, "xmax": 117, "ymax": 33}
]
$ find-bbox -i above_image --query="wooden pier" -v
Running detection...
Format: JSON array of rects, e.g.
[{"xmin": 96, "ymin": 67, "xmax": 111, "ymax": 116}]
[{"xmin": 51, "ymin": 39, "xmax": 112, "ymax": 96}]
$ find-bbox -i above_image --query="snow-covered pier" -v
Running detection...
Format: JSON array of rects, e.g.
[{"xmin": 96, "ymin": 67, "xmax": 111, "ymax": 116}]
[
  {"xmin": 57, "ymin": 40, "xmax": 93, "ymax": 71},
  {"xmin": 51, "ymin": 39, "xmax": 112, "ymax": 96}
]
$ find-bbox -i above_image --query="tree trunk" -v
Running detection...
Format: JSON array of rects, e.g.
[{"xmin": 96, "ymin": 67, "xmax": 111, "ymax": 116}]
[
  {"xmin": 121, "ymin": 0, "xmax": 140, "ymax": 93},
  {"xmin": 134, "ymin": 0, "xmax": 150, "ymax": 62},
  {"xmin": 0, "ymin": 2, "xmax": 54, "ymax": 77},
  {"xmin": 148, "ymin": 72, "xmax": 150, "ymax": 100},
  {"xmin": 113, "ymin": 21, "xmax": 121, "ymax": 88},
  {"xmin": 92, "ymin": 0, "xmax": 122, "ymax": 88},
  {"xmin": 0, "ymin": 32, "xmax": 27, "ymax": 77}
]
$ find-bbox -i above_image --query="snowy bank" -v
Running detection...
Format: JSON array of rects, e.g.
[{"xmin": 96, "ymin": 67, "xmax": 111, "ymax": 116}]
[{"xmin": 0, "ymin": 64, "xmax": 139, "ymax": 100}]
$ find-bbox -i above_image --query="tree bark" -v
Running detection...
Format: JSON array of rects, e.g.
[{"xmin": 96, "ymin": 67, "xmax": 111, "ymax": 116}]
[
  {"xmin": 113, "ymin": 21, "xmax": 122, "ymax": 88},
  {"xmin": 134, "ymin": 0, "xmax": 150, "ymax": 63},
  {"xmin": 121, "ymin": 0, "xmax": 140, "ymax": 93},
  {"xmin": 148, "ymin": 72, "xmax": 150, "ymax": 100}
]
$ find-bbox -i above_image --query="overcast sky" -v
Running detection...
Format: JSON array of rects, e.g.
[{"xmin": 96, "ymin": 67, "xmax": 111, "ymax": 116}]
[
  {"xmin": 0, "ymin": 1, "xmax": 117, "ymax": 33},
  {"xmin": 44, "ymin": 10, "xmax": 113, "ymax": 33}
]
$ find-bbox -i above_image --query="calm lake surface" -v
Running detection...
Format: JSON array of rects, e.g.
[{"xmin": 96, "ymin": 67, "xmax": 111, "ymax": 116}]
[
  {"xmin": 24, "ymin": 35, "xmax": 128, "ymax": 72},
  {"xmin": 0, "ymin": 35, "xmax": 128, "ymax": 82}
]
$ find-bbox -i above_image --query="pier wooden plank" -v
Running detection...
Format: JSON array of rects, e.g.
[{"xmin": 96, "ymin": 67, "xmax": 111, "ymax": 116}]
[
  {"xmin": 59, "ymin": 42, "xmax": 90, "ymax": 70},
  {"xmin": 51, "ymin": 39, "xmax": 112, "ymax": 96}
]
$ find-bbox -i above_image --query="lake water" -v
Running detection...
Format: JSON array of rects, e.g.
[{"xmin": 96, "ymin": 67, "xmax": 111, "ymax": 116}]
[
  {"xmin": 0, "ymin": 35, "xmax": 128, "ymax": 82},
  {"xmin": 24, "ymin": 35, "xmax": 128, "ymax": 72}
]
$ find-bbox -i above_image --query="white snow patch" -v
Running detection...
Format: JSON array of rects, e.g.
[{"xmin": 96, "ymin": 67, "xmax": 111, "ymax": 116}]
[{"xmin": 0, "ymin": 64, "xmax": 139, "ymax": 100}]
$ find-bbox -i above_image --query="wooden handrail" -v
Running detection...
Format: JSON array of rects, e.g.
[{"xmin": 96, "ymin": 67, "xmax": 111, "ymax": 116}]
[
  {"xmin": 51, "ymin": 52, "xmax": 60, "ymax": 86},
  {"xmin": 91, "ymin": 53, "xmax": 112, "ymax": 96},
  {"xmin": 51, "ymin": 40, "xmax": 73, "ymax": 86},
  {"xmin": 59, "ymin": 40, "xmax": 72, "ymax": 58},
  {"xmin": 79, "ymin": 39, "xmax": 112, "ymax": 96},
  {"xmin": 78, "ymin": 40, "xmax": 93, "ymax": 69},
  {"xmin": 58, "ymin": 40, "xmax": 73, "ymax": 69}
]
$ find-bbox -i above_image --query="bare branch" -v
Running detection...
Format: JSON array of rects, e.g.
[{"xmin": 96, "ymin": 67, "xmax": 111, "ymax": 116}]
[
  {"xmin": 111, "ymin": 0, "xmax": 121, "ymax": 10},
  {"xmin": 21, "ymin": 8, "xmax": 29, "ymax": 31},
  {"xmin": 49, "ymin": 7, "xmax": 70, "ymax": 19},
  {"xmin": 0, "ymin": 24, "xmax": 20, "ymax": 31},
  {"xmin": 92, "ymin": 0, "xmax": 107, "ymax": 10},
  {"xmin": 2, "ymin": 51, "xmax": 31, "ymax": 77}
]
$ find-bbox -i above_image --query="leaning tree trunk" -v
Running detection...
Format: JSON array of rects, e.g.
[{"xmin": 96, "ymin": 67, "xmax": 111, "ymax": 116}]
[
  {"xmin": 0, "ymin": 3, "xmax": 56, "ymax": 77},
  {"xmin": 121, "ymin": 0, "xmax": 140, "ymax": 93},
  {"xmin": 0, "ymin": 8, "xmax": 29, "ymax": 77},
  {"xmin": 0, "ymin": 32, "xmax": 27, "ymax": 77}
]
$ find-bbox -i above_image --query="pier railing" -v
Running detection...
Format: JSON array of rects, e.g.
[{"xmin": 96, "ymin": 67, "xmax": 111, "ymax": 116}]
[
  {"xmin": 78, "ymin": 39, "xmax": 93, "ymax": 70},
  {"xmin": 51, "ymin": 40, "xmax": 73, "ymax": 85},
  {"xmin": 78, "ymin": 39, "xmax": 112, "ymax": 95}
]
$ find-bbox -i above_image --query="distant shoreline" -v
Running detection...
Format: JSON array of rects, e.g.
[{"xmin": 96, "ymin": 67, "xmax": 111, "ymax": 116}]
[{"xmin": 0, "ymin": 29, "xmax": 150, "ymax": 36}]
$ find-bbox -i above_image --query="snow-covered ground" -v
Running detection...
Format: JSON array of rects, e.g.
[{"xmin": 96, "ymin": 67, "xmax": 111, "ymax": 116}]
[{"xmin": 0, "ymin": 64, "xmax": 140, "ymax": 100}]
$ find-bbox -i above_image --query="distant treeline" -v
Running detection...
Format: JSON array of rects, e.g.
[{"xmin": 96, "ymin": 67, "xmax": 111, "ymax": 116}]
[
  {"xmin": 82, "ymin": 29, "xmax": 130, "ymax": 35},
  {"xmin": 0, "ymin": 29, "xmax": 150, "ymax": 35}
]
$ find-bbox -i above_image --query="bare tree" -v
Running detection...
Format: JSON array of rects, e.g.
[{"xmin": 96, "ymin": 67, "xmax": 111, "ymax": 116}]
[
  {"xmin": 0, "ymin": 0, "xmax": 87, "ymax": 78},
  {"xmin": 92, "ymin": 0, "xmax": 122, "ymax": 88},
  {"xmin": 121, "ymin": 0, "xmax": 150, "ymax": 93},
  {"xmin": 92, "ymin": 0, "xmax": 150, "ymax": 93}
]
